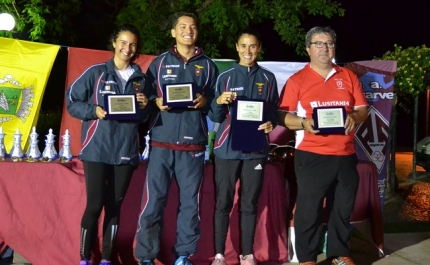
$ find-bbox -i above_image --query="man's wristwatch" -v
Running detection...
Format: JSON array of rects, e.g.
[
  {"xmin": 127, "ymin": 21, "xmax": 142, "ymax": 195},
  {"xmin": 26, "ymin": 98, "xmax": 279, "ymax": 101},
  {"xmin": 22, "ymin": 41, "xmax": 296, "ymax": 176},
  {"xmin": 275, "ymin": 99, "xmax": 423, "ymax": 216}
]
[{"xmin": 301, "ymin": 117, "xmax": 306, "ymax": 129}]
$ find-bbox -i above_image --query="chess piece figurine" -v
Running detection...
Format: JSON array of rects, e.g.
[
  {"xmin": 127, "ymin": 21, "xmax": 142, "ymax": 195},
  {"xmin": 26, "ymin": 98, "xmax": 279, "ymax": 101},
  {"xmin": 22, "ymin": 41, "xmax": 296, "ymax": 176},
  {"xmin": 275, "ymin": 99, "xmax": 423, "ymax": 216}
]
[
  {"xmin": 141, "ymin": 132, "xmax": 150, "ymax": 161},
  {"xmin": 59, "ymin": 129, "xmax": 73, "ymax": 163},
  {"xmin": 41, "ymin": 128, "xmax": 58, "ymax": 162},
  {"xmin": 9, "ymin": 128, "xmax": 24, "ymax": 162},
  {"xmin": 0, "ymin": 127, "xmax": 7, "ymax": 161},
  {"xmin": 26, "ymin": 126, "xmax": 42, "ymax": 162}
]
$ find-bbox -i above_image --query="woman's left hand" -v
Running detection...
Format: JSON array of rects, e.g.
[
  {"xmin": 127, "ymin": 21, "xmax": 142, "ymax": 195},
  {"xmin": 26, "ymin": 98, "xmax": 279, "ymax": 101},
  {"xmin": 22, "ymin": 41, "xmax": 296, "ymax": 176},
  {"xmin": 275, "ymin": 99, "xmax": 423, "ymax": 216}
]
[
  {"xmin": 216, "ymin": 92, "xmax": 236, "ymax": 105},
  {"xmin": 258, "ymin": 121, "xmax": 273, "ymax": 134},
  {"xmin": 136, "ymin": 93, "xmax": 148, "ymax": 109}
]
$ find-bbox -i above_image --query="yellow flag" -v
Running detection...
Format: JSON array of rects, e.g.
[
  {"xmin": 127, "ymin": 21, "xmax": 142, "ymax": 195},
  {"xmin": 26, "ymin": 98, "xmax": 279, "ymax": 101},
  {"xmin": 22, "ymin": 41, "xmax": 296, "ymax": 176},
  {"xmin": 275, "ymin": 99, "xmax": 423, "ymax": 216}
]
[{"xmin": 0, "ymin": 37, "xmax": 59, "ymax": 152}]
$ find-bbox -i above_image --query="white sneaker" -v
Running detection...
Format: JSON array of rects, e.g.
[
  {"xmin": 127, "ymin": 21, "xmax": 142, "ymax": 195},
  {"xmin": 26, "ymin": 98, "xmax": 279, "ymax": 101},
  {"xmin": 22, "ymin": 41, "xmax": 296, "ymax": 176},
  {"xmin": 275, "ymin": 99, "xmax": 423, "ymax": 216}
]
[
  {"xmin": 239, "ymin": 254, "xmax": 256, "ymax": 265},
  {"xmin": 211, "ymin": 254, "xmax": 226, "ymax": 265}
]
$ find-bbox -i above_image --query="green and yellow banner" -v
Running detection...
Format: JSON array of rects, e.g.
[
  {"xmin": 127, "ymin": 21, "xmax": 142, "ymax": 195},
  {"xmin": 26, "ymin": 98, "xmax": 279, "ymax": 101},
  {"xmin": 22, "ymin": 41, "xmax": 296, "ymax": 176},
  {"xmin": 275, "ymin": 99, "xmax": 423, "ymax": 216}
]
[{"xmin": 0, "ymin": 37, "xmax": 59, "ymax": 152}]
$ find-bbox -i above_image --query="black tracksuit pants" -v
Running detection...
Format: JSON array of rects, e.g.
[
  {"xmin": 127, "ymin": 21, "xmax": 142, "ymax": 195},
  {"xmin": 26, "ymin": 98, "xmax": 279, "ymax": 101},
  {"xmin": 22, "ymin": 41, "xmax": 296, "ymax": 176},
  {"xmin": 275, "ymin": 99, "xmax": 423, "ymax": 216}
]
[
  {"xmin": 213, "ymin": 156, "xmax": 266, "ymax": 255},
  {"xmin": 293, "ymin": 150, "xmax": 359, "ymax": 262},
  {"xmin": 80, "ymin": 161, "xmax": 134, "ymax": 260}
]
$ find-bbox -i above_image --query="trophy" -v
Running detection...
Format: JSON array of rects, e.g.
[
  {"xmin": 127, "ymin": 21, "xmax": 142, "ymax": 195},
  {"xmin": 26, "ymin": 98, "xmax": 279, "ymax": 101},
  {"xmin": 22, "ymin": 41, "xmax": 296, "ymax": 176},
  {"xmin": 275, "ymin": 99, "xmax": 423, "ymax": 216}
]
[
  {"xmin": 26, "ymin": 126, "xmax": 42, "ymax": 162},
  {"xmin": 0, "ymin": 127, "xmax": 7, "ymax": 161},
  {"xmin": 41, "ymin": 128, "xmax": 58, "ymax": 162},
  {"xmin": 59, "ymin": 129, "xmax": 73, "ymax": 163},
  {"xmin": 141, "ymin": 132, "xmax": 150, "ymax": 161},
  {"xmin": 9, "ymin": 128, "xmax": 24, "ymax": 162}
]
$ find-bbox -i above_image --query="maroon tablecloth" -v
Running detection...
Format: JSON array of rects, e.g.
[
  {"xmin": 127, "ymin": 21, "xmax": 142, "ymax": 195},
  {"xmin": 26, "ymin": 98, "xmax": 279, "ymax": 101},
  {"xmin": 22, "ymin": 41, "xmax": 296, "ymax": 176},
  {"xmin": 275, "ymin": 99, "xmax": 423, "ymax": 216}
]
[{"xmin": 0, "ymin": 159, "xmax": 288, "ymax": 265}]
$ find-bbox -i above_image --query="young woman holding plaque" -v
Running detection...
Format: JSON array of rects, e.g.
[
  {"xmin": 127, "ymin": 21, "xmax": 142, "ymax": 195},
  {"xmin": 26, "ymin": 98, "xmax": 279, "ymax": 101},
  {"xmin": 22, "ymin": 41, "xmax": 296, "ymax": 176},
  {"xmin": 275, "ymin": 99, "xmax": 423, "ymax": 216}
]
[
  {"xmin": 207, "ymin": 28, "xmax": 279, "ymax": 265},
  {"xmin": 66, "ymin": 24, "xmax": 149, "ymax": 265}
]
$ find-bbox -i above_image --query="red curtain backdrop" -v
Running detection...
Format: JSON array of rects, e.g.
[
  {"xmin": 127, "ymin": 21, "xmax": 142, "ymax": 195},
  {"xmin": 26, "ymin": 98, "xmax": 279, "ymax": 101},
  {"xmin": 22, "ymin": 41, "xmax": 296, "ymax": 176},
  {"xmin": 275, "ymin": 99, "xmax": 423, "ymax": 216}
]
[{"xmin": 59, "ymin": 47, "xmax": 156, "ymax": 155}]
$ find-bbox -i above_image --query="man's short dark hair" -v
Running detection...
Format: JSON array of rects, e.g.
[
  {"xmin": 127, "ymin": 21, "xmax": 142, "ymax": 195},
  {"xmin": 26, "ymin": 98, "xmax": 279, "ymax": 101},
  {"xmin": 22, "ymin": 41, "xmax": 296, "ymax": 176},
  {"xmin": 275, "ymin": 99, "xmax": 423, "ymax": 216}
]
[
  {"xmin": 305, "ymin": 26, "xmax": 337, "ymax": 47},
  {"xmin": 171, "ymin": 12, "xmax": 199, "ymax": 29}
]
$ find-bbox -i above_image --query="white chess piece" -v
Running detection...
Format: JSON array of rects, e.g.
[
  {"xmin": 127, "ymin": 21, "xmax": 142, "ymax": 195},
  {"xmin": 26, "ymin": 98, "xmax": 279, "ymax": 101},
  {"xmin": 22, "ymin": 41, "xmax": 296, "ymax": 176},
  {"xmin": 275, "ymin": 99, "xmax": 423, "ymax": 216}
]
[
  {"xmin": 141, "ymin": 132, "xmax": 150, "ymax": 160},
  {"xmin": 10, "ymin": 128, "xmax": 24, "ymax": 162},
  {"xmin": 26, "ymin": 126, "xmax": 42, "ymax": 161},
  {"xmin": 0, "ymin": 126, "xmax": 7, "ymax": 160},
  {"xmin": 41, "ymin": 128, "xmax": 58, "ymax": 162},
  {"xmin": 59, "ymin": 129, "xmax": 73, "ymax": 162}
]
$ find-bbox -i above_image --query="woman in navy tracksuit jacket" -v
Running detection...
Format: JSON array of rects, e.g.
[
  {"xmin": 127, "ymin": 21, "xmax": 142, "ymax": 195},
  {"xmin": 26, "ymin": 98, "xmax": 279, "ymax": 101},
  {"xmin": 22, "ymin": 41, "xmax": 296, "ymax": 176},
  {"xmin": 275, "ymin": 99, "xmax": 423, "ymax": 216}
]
[
  {"xmin": 208, "ymin": 28, "xmax": 279, "ymax": 264},
  {"xmin": 66, "ymin": 24, "xmax": 149, "ymax": 265}
]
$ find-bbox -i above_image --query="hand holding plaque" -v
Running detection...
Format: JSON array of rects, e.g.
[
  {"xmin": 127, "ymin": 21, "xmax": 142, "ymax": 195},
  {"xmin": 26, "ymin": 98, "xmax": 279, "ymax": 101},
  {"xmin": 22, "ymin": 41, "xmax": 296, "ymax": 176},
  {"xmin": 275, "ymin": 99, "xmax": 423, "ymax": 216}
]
[
  {"xmin": 231, "ymin": 98, "xmax": 265, "ymax": 152},
  {"xmin": 136, "ymin": 93, "xmax": 149, "ymax": 109},
  {"xmin": 104, "ymin": 94, "xmax": 140, "ymax": 120},
  {"xmin": 190, "ymin": 93, "xmax": 207, "ymax": 109},
  {"xmin": 162, "ymin": 83, "xmax": 197, "ymax": 108},
  {"xmin": 216, "ymin": 91, "xmax": 237, "ymax": 105},
  {"xmin": 312, "ymin": 106, "xmax": 347, "ymax": 134}
]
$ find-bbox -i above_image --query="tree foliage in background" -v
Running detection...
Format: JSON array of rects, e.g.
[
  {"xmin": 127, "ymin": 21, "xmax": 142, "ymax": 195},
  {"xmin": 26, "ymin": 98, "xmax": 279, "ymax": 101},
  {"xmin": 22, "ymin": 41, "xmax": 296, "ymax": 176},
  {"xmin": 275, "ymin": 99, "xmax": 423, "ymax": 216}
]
[
  {"xmin": 0, "ymin": 0, "xmax": 80, "ymax": 44},
  {"xmin": 376, "ymin": 45, "xmax": 430, "ymax": 111},
  {"xmin": 116, "ymin": 0, "xmax": 344, "ymax": 58},
  {"xmin": 1, "ymin": 0, "xmax": 344, "ymax": 58}
]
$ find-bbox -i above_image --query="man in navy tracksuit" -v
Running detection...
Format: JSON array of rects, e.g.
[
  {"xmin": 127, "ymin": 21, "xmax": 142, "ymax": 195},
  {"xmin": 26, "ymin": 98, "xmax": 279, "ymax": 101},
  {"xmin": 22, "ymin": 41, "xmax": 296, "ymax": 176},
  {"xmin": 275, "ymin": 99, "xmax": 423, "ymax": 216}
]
[{"xmin": 135, "ymin": 12, "xmax": 219, "ymax": 265}]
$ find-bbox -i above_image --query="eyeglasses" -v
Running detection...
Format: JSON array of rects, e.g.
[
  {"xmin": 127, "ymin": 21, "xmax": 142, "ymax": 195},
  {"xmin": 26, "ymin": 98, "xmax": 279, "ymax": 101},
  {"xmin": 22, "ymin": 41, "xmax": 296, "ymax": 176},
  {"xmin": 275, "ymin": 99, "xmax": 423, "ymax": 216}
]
[{"xmin": 310, "ymin": 41, "xmax": 335, "ymax": 48}]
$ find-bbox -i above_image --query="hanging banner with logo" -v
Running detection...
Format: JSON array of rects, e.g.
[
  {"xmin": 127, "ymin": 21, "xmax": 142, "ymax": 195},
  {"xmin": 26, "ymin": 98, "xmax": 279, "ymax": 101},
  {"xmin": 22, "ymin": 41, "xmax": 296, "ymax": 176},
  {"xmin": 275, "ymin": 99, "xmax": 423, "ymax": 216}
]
[
  {"xmin": 0, "ymin": 37, "xmax": 59, "ymax": 151},
  {"xmin": 60, "ymin": 47, "xmax": 156, "ymax": 155},
  {"xmin": 345, "ymin": 60, "xmax": 397, "ymax": 206}
]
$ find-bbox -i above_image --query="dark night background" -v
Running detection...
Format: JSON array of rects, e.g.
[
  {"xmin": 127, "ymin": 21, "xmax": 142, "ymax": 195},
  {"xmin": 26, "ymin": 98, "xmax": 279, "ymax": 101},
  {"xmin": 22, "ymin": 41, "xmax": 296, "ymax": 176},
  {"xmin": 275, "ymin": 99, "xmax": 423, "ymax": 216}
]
[
  {"xmin": 258, "ymin": 0, "xmax": 430, "ymax": 63},
  {"xmin": 41, "ymin": 0, "xmax": 430, "ymax": 149}
]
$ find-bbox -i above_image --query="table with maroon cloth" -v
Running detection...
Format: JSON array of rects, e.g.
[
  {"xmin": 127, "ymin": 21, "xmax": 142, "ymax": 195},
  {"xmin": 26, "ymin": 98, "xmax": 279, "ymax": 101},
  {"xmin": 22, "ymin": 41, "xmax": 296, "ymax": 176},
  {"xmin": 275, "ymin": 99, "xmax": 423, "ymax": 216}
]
[{"xmin": 0, "ymin": 159, "xmax": 288, "ymax": 265}]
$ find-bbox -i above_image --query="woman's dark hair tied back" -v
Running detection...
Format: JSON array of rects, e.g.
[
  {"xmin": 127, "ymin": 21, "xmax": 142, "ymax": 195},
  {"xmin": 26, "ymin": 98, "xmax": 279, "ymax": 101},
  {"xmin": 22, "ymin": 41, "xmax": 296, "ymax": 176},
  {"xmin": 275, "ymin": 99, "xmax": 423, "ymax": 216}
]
[
  {"xmin": 108, "ymin": 24, "xmax": 141, "ymax": 61},
  {"xmin": 237, "ymin": 27, "xmax": 262, "ymax": 45}
]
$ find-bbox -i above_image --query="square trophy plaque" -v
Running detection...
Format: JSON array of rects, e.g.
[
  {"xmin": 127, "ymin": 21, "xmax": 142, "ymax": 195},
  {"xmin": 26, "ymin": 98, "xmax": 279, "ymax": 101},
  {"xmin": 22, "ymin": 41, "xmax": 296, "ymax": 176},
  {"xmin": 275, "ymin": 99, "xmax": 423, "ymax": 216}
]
[
  {"xmin": 104, "ymin": 94, "xmax": 140, "ymax": 120},
  {"xmin": 312, "ymin": 106, "xmax": 347, "ymax": 134},
  {"xmin": 231, "ymin": 98, "xmax": 265, "ymax": 152},
  {"xmin": 162, "ymin": 83, "xmax": 197, "ymax": 108}
]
